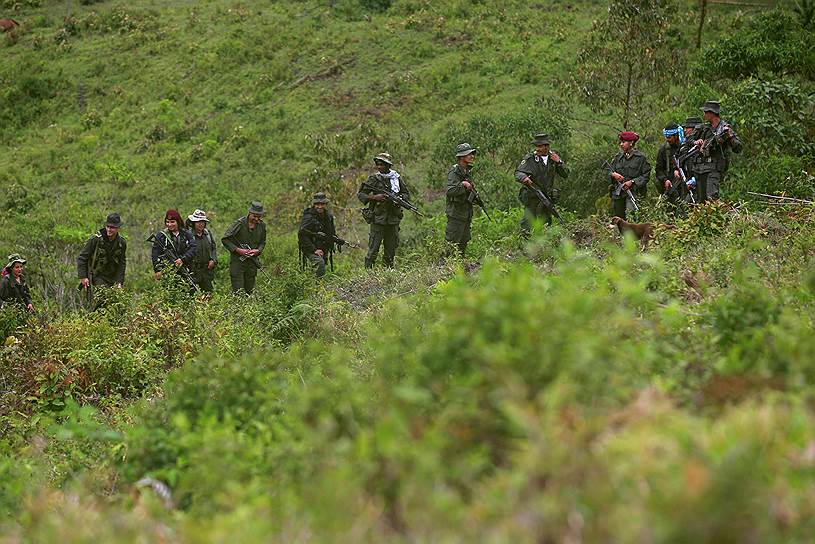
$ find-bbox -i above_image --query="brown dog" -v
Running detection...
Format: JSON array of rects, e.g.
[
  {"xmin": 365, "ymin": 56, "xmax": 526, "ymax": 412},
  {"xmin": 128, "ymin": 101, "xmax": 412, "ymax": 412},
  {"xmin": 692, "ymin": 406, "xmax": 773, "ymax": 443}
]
[
  {"xmin": 0, "ymin": 18, "xmax": 19, "ymax": 32},
  {"xmin": 610, "ymin": 216, "xmax": 654, "ymax": 246}
]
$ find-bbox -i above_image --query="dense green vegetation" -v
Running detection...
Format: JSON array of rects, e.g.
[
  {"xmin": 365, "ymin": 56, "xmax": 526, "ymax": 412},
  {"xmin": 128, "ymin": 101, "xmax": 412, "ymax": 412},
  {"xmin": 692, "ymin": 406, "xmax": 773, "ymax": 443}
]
[{"xmin": 1, "ymin": 0, "xmax": 814, "ymax": 541}]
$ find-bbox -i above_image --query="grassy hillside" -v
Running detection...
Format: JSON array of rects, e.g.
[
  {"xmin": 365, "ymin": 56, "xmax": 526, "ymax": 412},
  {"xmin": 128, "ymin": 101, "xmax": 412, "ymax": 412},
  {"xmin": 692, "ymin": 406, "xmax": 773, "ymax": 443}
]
[{"xmin": 2, "ymin": 0, "xmax": 815, "ymax": 541}]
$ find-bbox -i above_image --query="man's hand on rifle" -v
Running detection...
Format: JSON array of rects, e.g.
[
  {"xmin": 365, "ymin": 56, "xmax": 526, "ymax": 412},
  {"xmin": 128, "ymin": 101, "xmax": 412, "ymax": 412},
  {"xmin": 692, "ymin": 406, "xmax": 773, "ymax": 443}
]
[
  {"xmin": 693, "ymin": 138, "xmax": 704, "ymax": 148},
  {"xmin": 315, "ymin": 249, "xmax": 324, "ymax": 258},
  {"xmin": 371, "ymin": 194, "xmax": 387, "ymax": 202},
  {"xmin": 521, "ymin": 176, "xmax": 533, "ymax": 187},
  {"xmin": 462, "ymin": 180, "xmax": 472, "ymax": 190},
  {"xmin": 174, "ymin": 258, "xmax": 183, "ymax": 267},
  {"xmin": 622, "ymin": 180, "xmax": 634, "ymax": 191},
  {"xmin": 664, "ymin": 180, "xmax": 673, "ymax": 190},
  {"xmin": 611, "ymin": 172, "xmax": 625, "ymax": 182},
  {"xmin": 81, "ymin": 278, "xmax": 90, "ymax": 289},
  {"xmin": 207, "ymin": 260, "xmax": 215, "ymax": 270},
  {"xmin": 550, "ymin": 152, "xmax": 561, "ymax": 163}
]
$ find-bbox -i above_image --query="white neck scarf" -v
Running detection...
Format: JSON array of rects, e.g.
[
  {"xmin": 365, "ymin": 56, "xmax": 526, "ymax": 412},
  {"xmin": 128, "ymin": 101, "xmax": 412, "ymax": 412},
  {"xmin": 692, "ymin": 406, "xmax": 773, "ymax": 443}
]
[
  {"xmin": 380, "ymin": 170, "xmax": 400, "ymax": 192},
  {"xmin": 534, "ymin": 153, "xmax": 549, "ymax": 165}
]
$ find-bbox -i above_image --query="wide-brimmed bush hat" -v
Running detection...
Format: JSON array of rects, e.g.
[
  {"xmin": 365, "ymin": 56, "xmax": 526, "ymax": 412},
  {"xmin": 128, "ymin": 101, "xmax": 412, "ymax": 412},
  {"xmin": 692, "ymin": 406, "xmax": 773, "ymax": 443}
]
[
  {"xmin": 188, "ymin": 209, "xmax": 209, "ymax": 223},
  {"xmin": 455, "ymin": 143, "xmax": 477, "ymax": 157}
]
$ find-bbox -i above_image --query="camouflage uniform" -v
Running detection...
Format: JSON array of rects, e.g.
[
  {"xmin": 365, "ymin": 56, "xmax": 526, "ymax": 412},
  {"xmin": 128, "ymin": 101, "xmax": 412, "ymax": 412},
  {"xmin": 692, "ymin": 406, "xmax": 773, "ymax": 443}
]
[
  {"xmin": 222, "ymin": 203, "xmax": 267, "ymax": 294},
  {"xmin": 655, "ymin": 139, "xmax": 685, "ymax": 207},
  {"xmin": 358, "ymin": 155, "xmax": 410, "ymax": 268},
  {"xmin": 515, "ymin": 136, "xmax": 568, "ymax": 233},
  {"xmin": 693, "ymin": 112, "xmax": 742, "ymax": 201},
  {"xmin": 298, "ymin": 199, "xmax": 336, "ymax": 278},
  {"xmin": 77, "ymin": 228, "xmax": 127, "ymax": 286},
  {"xmin": 0, "ymin": 261, "xmax": 32, "ymax": 310},
  {"xmin": 445, "ymin": 162, "xmax": 475, "ymax": 255},
  {"xmin": 191, "ymin": 228, "xmax": 217, "ymax": 292},
  {"xmin": 609, "ymin": 149, "xmax": 650, "ymax": 220}
]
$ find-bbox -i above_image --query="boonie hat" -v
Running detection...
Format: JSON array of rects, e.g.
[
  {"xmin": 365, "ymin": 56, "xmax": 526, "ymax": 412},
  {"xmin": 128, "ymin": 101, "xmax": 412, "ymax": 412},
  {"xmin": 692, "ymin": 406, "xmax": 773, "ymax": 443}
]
[
  {"xmin": 455, "ymin": 143, "xmax": 477, "ymax": 157},
  {"xmin": 248, "ymin": 201, "xmax": 265, "ymax": 215},
  {"xmin": 700, "ymin": 100, "xmax": 721, "ymax": 115},
  {"xmin": 373, "ymin": 152, "xmax": 393, "ymax": 166},
  {"xmin": 312, "ymin": 192, "xmax": 329, "ymax": 204},
  {"xmin": 188, "ymin": 209, "xmax": 209, "ymax": 223}
]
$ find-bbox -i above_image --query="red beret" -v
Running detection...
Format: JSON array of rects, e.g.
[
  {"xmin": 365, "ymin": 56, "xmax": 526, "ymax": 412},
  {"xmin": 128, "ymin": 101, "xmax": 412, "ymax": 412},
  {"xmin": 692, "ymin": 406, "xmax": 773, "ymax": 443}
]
[
  {"xmin": 164, "ymin": 208, "xmax": 183, "ymax": 224},
  {"xmin": 619, "ymin": 131, "xmax": 639, "ymax": 142}
]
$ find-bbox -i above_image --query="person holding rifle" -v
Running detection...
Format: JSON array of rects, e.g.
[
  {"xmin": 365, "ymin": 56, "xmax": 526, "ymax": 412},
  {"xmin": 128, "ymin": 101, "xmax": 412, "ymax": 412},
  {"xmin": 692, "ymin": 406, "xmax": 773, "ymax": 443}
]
[
  {"xmin": 357, "ymin": 152, "xmax": 412, "ymax": 269},
  {"xmin": 609, "ymin": 131, "xmax": 650, "ymax": 221},
  {"xmin": 150, "ymin": 209, "xmax": 197, "ymax": 288},
  {"xmin": 445, "ymin": 142, "xmax": 479, "ymax": 257},
  {"xmin": 298, "ymin": 192, "xmax": 341, "ymax": 278},
  {"xmin": 690, "ymin": 100, "xmax": 742, "ymax": 202},
  {"xmin": 77, "ymin": 213, "xmax": 127, "ymax": 298},
  {"xmin": 187, "ymin": 209, "xmax": 217, "ymax": 293},
  {"xmin": 222, "ymin": 202, "xmax": 267, "ymax": 294},
  {"xmin": 515, "ymin": 133, "xmax": 569, "ymax": 236},
  {"xmin": 655, "ymin": 122, "xmax": 685, "ymax": 213}
]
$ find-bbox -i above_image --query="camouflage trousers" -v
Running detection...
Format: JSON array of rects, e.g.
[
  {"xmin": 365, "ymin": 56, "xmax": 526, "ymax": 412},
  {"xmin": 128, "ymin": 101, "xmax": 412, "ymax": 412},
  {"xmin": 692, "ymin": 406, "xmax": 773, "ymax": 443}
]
[
  {"xmin": 611, "ymin": 196, "xmax": 638, "ymax": 221},
  {"xmin": 229, "ymin": 259, "xmax": 258, "ymax": 294},
  {"xmin": 695, "ymin": 171, "xmax": 722, "ymax": 202},
  {"xmin": 305, "ymin": 253, "xmax": 327, "ymax": 278},
  {"xmin": 520, "ymin": 202, "xmax": 552, "ymax": 237},
  {"xmin": 445, "ymin": 217, "xmax": 471, "ymax": 257},
  {"xmin": 365, "ymin": 223, "xmax": 399, "ymax": 268}
]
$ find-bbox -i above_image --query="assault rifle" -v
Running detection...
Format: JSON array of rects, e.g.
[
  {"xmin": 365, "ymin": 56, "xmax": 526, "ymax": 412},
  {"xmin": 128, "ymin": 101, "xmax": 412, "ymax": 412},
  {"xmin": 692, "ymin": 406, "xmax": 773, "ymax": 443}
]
[
  {"xmin": 672, "ymin": 155, "xmax": 697, "ymax": 204},
  {"xmin": 518, "ymin": 180, "xmax": 564, "ymax": 224},
  {"xmin": 465, "ymin": 179, "xmax": 492, "ymax": 222},
  {"xmin": 362, "ymin": 182, "xmax": 424, "ymax": 217},
  {"xmin": 680, "ymin": 121, "xmax": 732, "ymax": 163},
  {"xmin": 238, "ymin": 243, "xmax": 273, "ymax": 281},
  {"xmin": 602, "ymin": 159, "xmax": 639, "ymax": 212},
  {"xmin": 302, "ymin": 230, "xmax": 361, "ymax": 251},
  {"xmin": 146, "ymin": 233, "xmax": 199, "ymax": 291}
]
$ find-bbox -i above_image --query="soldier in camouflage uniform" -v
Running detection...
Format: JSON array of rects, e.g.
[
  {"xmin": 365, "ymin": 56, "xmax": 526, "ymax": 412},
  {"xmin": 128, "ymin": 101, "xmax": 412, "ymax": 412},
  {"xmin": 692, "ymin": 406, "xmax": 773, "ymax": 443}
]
[
  {"xmin": 0, "ymin": 254, "xmax": 34, "ymax": 312},
  {"xmin": 187, "ymin": 209, "xmax": 217, "ymax": 293},
  {"xmin": 515, "ymin": 133, "xmax": 568, "ymax": 236},
  {"xmin": 298, "ymin": 192, "xmax": 337, "ymax": 278},
  {"xmin": 357, "ymin": 152, "xmax": 411, "ymax": 268},
  {"xmin": 654, "ymin": 122, "xmax": 685, "ymax": 211},
  {"xmin": 678, "ymin": 116, "xmax": 703, "ymax": 201},
  {"xmin": 222, "ymin": 202, "xmax": 267, "ymax": 294},
  {"xmin": 608, "ymin": 131, "xmax": 650, "ymax": 220},
  {"xmin": 690, "ymin": 100, "xmax": 742, "ymax": 202},
  {"xmin": 445, "ymin": 143, "xmax": 477, "ymax": 257},
  {"xmin": 77, "ymin": 213, "xmax": 127, "ymax": 289}
]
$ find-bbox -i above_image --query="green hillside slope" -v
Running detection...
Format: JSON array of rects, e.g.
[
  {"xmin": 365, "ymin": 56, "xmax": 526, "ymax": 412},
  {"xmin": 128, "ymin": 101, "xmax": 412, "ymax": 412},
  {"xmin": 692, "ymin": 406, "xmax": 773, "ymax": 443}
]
[{"xmin": 2, "ymin": 0, "xmax": 815, "ymax": 541}]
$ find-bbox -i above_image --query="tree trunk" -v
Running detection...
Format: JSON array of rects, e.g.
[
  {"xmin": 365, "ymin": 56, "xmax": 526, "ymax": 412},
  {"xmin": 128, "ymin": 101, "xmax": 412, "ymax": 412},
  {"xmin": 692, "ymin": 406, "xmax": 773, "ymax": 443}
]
[
  {"xmin": 696, "ymin": 0, "xmax": 707, "ymax": 49},
  {"xmin": 623, "ymin": 62, "xmax": 632, "ymax": 130}
]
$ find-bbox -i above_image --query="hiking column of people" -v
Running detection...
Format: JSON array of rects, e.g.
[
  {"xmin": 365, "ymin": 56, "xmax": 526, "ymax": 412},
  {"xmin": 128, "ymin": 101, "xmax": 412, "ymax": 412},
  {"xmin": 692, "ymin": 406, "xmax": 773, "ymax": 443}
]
[{"xmin": 0, "ymin": 99, "xmax": 742, "ymax": 307}]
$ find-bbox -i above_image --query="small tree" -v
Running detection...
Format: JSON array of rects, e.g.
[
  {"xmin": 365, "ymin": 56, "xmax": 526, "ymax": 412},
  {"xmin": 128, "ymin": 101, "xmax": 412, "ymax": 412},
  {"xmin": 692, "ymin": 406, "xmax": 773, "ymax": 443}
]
[{"xmin": 573, "ymin": 0, "xmax": 682, "ymax": 129}]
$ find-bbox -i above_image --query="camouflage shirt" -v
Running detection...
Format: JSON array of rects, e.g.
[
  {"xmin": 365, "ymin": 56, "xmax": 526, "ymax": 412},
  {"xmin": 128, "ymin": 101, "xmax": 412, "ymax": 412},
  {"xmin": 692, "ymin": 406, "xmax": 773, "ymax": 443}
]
[
  {"xmin": 608, "ymin": 150, "xmax": 651, "ymax": 200},
  {"xmin": 446, "ymin": 163, "xmax": 474, "ymax": 222},
  {"xmin": 77, "ymin": 229, "xmax": 127, "ymax": 285},
  {"xmin": 515, "ymin": 151, "xmax": 569, "ymax": 206}
]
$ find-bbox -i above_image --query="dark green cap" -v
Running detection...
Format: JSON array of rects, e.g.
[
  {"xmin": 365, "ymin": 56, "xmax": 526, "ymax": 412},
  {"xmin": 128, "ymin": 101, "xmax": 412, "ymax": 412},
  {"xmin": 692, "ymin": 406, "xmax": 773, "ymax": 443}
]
[
  {"xmin": 684, "ymin": 116, "xmax": 702, "ymax": 128},
  {"xmin": 531, "ymin": 133, "xmax": 551, "ymax": 145},
  {"xmin": 700, "ymin": 100, "xmax": 721, "ymax": 115}
]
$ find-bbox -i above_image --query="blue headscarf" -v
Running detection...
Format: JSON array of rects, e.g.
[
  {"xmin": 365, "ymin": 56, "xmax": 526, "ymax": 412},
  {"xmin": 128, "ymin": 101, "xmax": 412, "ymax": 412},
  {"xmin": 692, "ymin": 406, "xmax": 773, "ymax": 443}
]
[{"xmin": 663, "ymin": 125, "xmax": 685, "ymax": 144}]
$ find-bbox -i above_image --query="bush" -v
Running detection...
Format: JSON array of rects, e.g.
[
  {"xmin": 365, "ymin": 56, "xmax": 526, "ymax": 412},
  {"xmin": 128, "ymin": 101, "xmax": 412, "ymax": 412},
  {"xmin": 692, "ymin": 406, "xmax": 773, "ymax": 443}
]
[{"xmin": 697, "ymin": 9, "xmax": 815, "ymax": 81}]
